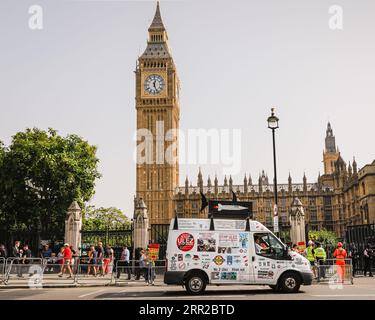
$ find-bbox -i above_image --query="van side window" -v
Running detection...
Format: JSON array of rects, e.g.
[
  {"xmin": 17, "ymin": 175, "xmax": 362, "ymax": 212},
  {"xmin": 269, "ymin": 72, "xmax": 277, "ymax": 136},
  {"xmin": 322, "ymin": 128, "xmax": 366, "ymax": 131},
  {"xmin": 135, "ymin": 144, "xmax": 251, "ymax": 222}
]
[{"xmin": 254, "ymin": 233, "xmax": 284, "ymax": 259}]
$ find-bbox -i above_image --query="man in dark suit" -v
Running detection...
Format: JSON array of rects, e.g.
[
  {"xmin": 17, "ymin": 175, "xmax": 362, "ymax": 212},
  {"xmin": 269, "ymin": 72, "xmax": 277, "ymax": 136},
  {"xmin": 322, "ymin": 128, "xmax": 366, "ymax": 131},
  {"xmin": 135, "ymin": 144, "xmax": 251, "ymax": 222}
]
[
  {"xmin": 12, "ymin": 240, "xmax": 23, "ymax": 277},
  {"xmin": 0, "ymin": 244, "xmax": 7, "ymax": 259}
]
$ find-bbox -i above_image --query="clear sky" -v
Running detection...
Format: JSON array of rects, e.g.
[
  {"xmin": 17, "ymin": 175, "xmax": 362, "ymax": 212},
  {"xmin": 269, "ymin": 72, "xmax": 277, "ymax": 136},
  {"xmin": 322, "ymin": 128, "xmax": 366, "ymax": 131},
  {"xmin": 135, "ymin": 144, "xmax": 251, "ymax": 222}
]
[{"xmin": 1, "ymin": 0, "xmax": 374, "ymax": 217}]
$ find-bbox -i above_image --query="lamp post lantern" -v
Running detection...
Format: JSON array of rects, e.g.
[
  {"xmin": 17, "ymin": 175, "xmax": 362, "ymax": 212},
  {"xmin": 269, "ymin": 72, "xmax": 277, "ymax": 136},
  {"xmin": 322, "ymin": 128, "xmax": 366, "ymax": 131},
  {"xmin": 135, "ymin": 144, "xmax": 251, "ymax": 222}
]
[{"xmin": 267, "ymin": 108, "xmax": 280, "ymax": 238}]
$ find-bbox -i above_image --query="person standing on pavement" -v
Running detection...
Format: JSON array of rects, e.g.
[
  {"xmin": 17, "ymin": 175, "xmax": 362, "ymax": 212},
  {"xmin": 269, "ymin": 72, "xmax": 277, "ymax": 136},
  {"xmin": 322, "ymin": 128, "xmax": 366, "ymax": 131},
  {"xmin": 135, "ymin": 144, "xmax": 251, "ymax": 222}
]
[
  {"xmin": 348, "ymin": 245, "xmax": 360, "ymax": 277},
  {"xmin": 40, "ymin": 244, "xmax": 52, "ymax": 270},
  {"xmin": 22, "ymin": 245, "xmax": 32, "ymax": 262},
  {"xmin": 146, "ymin": 249, "xmax": 156, "ymax": 286},
  {"xmin": 363, "ymin": 244, "xmax": 373, "ymax": 277},
  {"xmin": 70, "ymin": 245, "xmax": 78, "ymax": 273},
  {"xmin": 108, "ymin": 245, "xmax": 114, "ymax": 274},
  {"xmin": 40, "ymin": 244, "xmax": 52, "ymax": 259},
  {"xmin": 87, "ymin": 245, "xmax": 98, "ymax": 277},
  {"xmin": 304, "ymin": 241, "xmax": 316, "ymax": 278},
  {"xmin": 0, "ymin": 244, "xmax": 7, "ymax": 259},
  {"xmin": 57, "ymin": 247, "xmax": 64, "ymax": 274},
  {"xmin": 97, "ymin": 242, "xmax": 104, "ymax": 276},
  {"xmin": 103, "ymin": 245, "xmax": 112, "ymax": 275},
  {"xmin": 138, "ymin": 249, "xmax": 148, "ymax": 282},
  {"xmin": 59, "ymin": 243, "xmax": 73, "ymax": 278},
  {"xmin": 117, "ymin": 245, "xmax": 131, "ymax": 280},
  {"xmin": 12, "ymin": 241, "xmax": 23, "ymax": 277},
  {"xmin": 21, "ymin": 244, "xmax": 32, "ymax": 277},
  {"xmin": 314, "ymin": 242, "xmax": 326, "ymax": 280},
  {"xmin": 333, "ymin": 242, "xmax": 347, "ymax": 283}
]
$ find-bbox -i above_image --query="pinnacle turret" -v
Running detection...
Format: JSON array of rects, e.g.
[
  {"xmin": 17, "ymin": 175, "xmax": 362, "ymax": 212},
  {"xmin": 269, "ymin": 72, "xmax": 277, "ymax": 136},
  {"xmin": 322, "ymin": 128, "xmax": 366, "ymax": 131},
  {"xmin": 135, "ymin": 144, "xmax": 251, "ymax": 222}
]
[{"xmin": 148, "ymin": 1, "xmax": 166, "ymax": 32}]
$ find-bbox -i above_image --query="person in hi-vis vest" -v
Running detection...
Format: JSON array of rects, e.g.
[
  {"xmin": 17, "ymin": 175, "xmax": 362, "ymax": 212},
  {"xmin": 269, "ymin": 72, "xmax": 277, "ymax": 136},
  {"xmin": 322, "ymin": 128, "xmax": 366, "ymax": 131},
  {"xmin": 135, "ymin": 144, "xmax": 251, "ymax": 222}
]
[
  {"xmin": 333, "ymin": 242, "xmax": 347, "ymax": 283},
  {"xmin": 304, "ymin": 241, "xmax": 317, "ymax": 278},
  {"xmin": 314, "ymin": 242, "xmax": 327, "ymax": 280}
]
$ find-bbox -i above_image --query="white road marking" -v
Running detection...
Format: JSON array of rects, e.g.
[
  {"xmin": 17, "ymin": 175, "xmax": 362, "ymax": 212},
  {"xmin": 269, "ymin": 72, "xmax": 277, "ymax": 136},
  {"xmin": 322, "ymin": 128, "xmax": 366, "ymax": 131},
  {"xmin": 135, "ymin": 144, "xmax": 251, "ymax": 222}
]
[
  {"xmin": 312, "ymin": 294, "xmax": 375, "ymax": 297},
  {"xmin": 0, "ymin": 289, "xmax": 25, "ymax": 293},
  {"xmin": 78, "ymin": 289, "xmax": 106, "ymax": 298}
]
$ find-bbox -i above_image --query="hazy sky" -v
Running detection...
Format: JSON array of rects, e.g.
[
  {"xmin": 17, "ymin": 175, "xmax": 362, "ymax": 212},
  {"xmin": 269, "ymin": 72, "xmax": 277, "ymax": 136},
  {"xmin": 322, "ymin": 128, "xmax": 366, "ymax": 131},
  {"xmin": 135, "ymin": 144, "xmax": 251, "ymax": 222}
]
[{"xmin": 1, "ymin": 0, "xmax": 374, "ymax": 217}]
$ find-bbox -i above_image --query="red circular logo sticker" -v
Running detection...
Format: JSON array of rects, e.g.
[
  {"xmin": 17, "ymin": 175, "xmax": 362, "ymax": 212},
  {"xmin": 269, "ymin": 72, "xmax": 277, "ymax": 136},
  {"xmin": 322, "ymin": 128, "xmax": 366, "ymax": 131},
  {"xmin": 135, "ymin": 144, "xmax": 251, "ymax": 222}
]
[{"xmin": 176, "ymin": 233, "xmax": 195, "ymax": 252}]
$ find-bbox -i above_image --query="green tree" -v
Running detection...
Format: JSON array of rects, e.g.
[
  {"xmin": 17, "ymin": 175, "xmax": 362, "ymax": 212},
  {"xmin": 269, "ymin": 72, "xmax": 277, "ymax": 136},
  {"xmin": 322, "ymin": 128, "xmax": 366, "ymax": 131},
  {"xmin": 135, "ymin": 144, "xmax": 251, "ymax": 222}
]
[
  {"xmin": 308, "ymin": 229, "xmax": 338, "ymax": 247},
  {"xmin": 0, "ymin": 128, "xmax": 101, "ymax": 237},
  {"xmin": 82, "ymin": 206, "xmax": 131, "ymax": 231}
]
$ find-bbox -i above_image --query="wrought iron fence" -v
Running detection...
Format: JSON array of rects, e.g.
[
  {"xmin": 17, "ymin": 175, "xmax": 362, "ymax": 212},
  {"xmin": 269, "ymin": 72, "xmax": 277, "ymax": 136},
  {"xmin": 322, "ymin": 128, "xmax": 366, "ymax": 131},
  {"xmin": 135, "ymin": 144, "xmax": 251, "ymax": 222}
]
[
  {"xmin": 150, "ymin": 224, "xmax": 169, "ymax": 260},
  {"xmin": 346, "ymin": 223, "xmax": 375, "ymax": 273},
  {"xmin": 80, "ymin": 228, "xmax": 133, "ymax": 257}
]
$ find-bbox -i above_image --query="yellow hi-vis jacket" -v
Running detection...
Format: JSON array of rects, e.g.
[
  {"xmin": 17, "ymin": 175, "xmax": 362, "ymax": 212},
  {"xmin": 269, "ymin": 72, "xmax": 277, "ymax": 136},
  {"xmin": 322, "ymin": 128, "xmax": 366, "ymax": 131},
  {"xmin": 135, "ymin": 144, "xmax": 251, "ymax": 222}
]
[
  {"xmin": 306, "ymin": 246, "xmax": 315, "ymax": 262},
  {"xmin": 314, "ymin": 247, "xmax": 326, "ymax": 260}
]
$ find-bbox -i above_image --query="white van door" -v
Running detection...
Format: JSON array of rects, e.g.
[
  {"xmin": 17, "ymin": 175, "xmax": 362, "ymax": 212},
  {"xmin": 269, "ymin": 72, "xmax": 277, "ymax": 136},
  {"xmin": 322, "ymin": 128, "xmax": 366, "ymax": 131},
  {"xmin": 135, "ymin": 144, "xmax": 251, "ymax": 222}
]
[
  {"xmin": 211, "ymin": 231, "xmax": 253, "ymax": 284},
  {"xmin": 251, "ymin": 232, "xmax": 286, "ymax": 285}
]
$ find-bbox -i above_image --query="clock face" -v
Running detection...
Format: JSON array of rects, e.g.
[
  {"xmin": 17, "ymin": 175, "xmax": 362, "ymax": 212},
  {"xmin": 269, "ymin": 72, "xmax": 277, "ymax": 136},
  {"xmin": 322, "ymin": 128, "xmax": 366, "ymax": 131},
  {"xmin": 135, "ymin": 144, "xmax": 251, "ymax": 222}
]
[{"xmin": 144, "ymin": 74, "xmax": 165, "ymax": 95}]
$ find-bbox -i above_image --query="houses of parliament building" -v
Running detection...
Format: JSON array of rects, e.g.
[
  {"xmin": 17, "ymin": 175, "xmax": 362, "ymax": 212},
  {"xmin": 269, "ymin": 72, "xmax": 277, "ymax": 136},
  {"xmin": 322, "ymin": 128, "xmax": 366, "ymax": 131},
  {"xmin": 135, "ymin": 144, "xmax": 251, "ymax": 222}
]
[{"xmin": 135, "ymin": 3, "xmax": 375, "ymax": 239}]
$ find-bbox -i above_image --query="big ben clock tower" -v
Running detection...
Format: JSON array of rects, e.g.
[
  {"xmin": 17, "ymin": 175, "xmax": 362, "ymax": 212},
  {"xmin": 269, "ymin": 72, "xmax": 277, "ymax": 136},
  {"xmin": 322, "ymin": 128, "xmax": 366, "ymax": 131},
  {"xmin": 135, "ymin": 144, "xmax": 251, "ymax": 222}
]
[{"xmin": 135, "ymin": 2, "xmax": 180, "ymax": 226}]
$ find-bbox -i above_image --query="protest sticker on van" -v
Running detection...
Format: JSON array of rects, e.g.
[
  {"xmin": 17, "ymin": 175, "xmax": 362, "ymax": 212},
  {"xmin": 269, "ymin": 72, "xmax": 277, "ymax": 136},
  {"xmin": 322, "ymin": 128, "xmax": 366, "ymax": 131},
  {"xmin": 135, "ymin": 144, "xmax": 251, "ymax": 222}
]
[
  {"xmin": 211, "ymin": 272, "xmax": 220, "ymax": 280},
  {"xmin": 239, "ymin": 233, "xmax": 248, "ymax": 248},
  {"xmin": 257, "ymin": 270, "xmax": 274, "ymax": 279},
  {"xmin": 220, "ymin": 272, "xmax": 237, "ymax": 280},
  {"xmin": 178, "ymin": 262, "xmax": 186, "ymax": 270},
  {"xmin": 178, "ymin": 219, "xmax": 210, "ymax": 230},
  {"xmin": 213, "ymin": 255, "xmax": 225, "ymax": 265},
  {"xmin": 176, "ymin": 233, "xmax": 195, "ymax": 252},
  {"xmin": 197, "ymin": 233, "xmax": 216, "ymax": 252},
  {"xmin": 219, "ymin": 233, "xmax": 238, "ymax": 247}
]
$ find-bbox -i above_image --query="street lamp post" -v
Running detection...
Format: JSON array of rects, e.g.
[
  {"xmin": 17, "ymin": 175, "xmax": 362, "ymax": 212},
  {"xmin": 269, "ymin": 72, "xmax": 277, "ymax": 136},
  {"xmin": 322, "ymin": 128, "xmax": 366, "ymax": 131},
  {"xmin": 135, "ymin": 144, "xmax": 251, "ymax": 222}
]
[{"xmin": 267, "ymin": 108, "xmax": 280, "ymax": 238}]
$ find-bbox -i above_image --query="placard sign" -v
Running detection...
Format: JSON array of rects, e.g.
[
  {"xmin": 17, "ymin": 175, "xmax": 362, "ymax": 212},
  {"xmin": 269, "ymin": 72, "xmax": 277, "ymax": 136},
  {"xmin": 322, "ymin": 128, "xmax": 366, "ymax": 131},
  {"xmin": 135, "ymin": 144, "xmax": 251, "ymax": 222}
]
[{"xmin": 148, "ymin": 243, "xmax": 160, "ymax": 261}]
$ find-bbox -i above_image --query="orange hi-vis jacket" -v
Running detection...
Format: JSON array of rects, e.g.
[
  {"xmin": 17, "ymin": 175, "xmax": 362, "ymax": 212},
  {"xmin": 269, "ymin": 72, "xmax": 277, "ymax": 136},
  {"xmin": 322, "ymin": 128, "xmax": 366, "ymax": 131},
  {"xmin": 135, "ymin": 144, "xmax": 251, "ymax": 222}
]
[{"xmin": 333, "ymin": 248, "xmax": 347, "ymax": 265}]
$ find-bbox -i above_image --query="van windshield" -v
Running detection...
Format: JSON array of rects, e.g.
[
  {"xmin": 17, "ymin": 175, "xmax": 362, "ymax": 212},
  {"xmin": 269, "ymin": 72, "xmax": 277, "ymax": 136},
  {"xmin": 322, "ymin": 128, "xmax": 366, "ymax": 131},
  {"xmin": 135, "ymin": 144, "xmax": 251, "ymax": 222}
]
[{"xmin": 254, "ymin": 232, "xmax": 284, "ymax": 259}]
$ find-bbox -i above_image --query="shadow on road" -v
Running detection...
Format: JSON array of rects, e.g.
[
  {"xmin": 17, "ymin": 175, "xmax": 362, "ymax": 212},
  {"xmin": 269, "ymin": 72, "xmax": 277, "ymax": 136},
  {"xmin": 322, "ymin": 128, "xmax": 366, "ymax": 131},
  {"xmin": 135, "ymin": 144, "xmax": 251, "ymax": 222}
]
[{"xmin": 96, "ymin": 288, "xmax": 305, "ymax": 299}]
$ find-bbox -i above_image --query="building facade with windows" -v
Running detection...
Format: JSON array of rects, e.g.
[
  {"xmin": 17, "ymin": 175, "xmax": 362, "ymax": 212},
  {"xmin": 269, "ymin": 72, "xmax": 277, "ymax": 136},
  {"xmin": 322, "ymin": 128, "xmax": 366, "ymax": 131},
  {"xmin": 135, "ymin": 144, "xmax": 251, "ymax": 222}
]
[{"xmin": 174, "ymin": 123, "xmax": 375, "ymax": 239}]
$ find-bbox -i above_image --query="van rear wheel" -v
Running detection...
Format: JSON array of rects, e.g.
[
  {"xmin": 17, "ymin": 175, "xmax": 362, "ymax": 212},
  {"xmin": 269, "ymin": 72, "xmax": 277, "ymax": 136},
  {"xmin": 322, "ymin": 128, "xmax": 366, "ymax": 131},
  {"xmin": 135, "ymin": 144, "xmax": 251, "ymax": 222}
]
[
  {"xmin": 185, "ymin": 273, "xmax": 206, "ymax": 295},
  {"xmin": 279, "ymin": 272, "xmax": 301, "ymax": 293}
]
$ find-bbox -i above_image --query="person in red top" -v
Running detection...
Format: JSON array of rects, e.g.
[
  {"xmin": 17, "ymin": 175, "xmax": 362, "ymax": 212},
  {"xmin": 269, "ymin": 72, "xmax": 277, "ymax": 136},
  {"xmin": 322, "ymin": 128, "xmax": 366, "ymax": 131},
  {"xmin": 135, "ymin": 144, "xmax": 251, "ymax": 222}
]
[
  {"xmin": 59, "ymin": 243, "xmax": 73, "ymax": 278},
  {"xmin": 333, "ymin": 242, "xmax": 347, "ymax": 283}
]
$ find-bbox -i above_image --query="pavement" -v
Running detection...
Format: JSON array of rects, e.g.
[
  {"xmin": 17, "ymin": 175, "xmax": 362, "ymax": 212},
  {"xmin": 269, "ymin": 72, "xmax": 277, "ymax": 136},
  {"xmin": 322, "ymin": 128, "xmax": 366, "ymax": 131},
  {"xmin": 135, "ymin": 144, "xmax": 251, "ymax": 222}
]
[{"xmin": 1, "ymin": 277, "xmax": 375, "ymax": 300}]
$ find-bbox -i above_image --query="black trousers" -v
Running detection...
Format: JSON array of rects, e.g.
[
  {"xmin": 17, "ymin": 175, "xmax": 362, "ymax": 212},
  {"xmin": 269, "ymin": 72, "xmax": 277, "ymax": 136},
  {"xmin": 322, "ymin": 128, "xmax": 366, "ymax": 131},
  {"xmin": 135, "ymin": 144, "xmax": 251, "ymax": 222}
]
[
  {"xmin": 116, "ymin": 261, "xmax": 131, "ymax": 279},
  {"xmin": 352, "ymin": 259, "xmax": 357, "ymax": 276},
  {"xmin": 364, "ymin": 259, "xmax": 373, "ymax": 276},
  {"xmin": 317, "ymin": 258, "xmax": 326, "ymax": 279}
]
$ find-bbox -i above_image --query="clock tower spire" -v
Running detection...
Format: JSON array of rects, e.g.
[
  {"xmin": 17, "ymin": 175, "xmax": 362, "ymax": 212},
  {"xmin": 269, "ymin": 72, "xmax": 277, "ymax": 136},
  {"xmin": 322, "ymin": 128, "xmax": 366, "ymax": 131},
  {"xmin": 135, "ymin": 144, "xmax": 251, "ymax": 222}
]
[{"xmin": 135, "ymin": 2, "xmax": 180, "ymax": 226}]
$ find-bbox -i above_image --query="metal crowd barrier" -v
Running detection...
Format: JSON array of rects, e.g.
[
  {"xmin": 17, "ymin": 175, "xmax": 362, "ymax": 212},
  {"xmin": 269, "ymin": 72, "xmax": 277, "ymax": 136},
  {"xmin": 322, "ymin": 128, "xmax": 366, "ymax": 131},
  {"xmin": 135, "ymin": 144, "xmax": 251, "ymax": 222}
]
[
  {"xmin": 114, "ymin": 259, "xmax": 166, "ymax": 285},
  {"xmin": 0, "ymin": 257, "xmax": 166, "ymax": 287},
  {"xmin": 3, "ymin": 257, "xmax": 44, "ymax": 285},
  {"xmin": 0, "ymin": 258, "xmax": 5, "ymax": 284},
  {"xmin": 315, "ymin": 259, "xmax": 353, "ymax": 285}
]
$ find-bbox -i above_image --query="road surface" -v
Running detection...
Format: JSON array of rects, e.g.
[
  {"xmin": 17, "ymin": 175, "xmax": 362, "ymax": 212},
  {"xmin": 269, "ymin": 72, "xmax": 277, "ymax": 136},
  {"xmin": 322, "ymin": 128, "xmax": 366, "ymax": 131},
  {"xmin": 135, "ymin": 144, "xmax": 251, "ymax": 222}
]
[{"xmin": 0, "ymin": 277, "xmax": 374, "ymax": 300}]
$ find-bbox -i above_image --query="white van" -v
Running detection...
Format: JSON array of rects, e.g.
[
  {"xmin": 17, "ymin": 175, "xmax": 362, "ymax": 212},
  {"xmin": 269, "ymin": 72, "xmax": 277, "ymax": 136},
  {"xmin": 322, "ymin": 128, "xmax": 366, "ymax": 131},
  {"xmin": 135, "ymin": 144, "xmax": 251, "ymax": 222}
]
[{"xmin": 164, "ymin": 217, "xmax": 313, "ymax": 295}]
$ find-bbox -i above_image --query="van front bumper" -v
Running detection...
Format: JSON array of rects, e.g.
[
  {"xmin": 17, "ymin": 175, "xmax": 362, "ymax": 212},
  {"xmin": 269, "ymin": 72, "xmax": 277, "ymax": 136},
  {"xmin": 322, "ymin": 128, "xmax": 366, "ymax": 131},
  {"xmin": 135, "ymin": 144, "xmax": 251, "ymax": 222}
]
[
  {"xmin": 301, "ymin": 272, "xmax": 313, "ymax": 286},
  {"xmin": 164, "ymin": 271, "xmax": 185, "ymax": 285}
]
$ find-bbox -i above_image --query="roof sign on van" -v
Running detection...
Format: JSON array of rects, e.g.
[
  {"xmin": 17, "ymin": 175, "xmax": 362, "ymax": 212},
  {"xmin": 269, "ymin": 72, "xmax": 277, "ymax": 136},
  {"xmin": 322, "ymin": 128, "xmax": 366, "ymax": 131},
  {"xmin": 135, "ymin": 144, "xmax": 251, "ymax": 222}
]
[{"xmin": 173, "ymin": 218, "xmax": 269, "ymax": 232}]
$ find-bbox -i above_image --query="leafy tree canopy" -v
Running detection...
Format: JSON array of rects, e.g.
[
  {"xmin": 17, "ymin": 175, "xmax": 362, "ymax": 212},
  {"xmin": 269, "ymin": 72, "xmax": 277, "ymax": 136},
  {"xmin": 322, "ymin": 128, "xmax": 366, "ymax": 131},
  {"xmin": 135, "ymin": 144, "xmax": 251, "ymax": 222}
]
[
  {"xmin": 82, "ymin": 206, "xmax": 131, "ymax": 231},
  {"xmin": 0, "ymin": 128, "xmax": 101, "ymax": 237},
  {"xmin": 308, "ymin": 229, "xmax": 339, "ymax": 247}
]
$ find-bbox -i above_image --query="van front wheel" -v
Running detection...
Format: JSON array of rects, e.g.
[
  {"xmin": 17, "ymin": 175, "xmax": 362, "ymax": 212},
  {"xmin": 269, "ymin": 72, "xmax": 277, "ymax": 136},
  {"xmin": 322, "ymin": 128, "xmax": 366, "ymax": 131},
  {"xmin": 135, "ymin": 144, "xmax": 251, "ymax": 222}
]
[
  {"xmin": 279, "ymin": 272, "xmax": 301, "ymax": 293},
  {"xmin": 185, "ymin": 274, "xmax": 206, "ymax": 295},
  {"xmin": 269, "ymin": 285, "xmax": 281, "ymax": 292}
]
